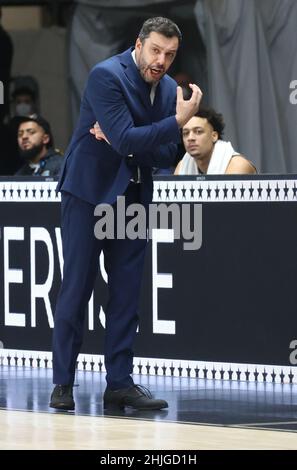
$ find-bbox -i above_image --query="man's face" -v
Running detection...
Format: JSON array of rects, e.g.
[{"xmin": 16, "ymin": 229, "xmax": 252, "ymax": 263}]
[
  {"xmin": 14, "ymin": 93, "xmax": 35, "ymax": 117},
  {"xmin": 15, "ymin": 93, "xmax": 34, "ymax": 106},
  {"xmin": 135, "ymin": 31, "xmax": 178, "ymax": 84},
  {"xmin": 182, "ymin": 116, "xmax": 218, "ymax": 161},
  {"xmin": 18, "ymin": 121, "xmax": 49, "ymax": 161}
]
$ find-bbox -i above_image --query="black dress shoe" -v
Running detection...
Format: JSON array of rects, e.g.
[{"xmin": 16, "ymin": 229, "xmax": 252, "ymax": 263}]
[
  {"xmin": 103, "ymin": 384, "xmax": 168, "ymax": 410},
  {"xmin": 49, "ymin": 385, "xmax": 75, "ymax": 410}
]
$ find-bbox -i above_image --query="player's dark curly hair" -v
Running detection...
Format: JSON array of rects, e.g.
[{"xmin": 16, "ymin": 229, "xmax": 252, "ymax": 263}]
[{"xmin": 196, "ymin": 107, "xmax": 225, "ymax": 139}]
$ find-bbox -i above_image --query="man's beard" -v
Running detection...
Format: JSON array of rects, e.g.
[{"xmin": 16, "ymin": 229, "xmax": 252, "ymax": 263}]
[
  {"xmin": 138, "ymin": 56, "xmax": 165, "ymax": 84},
  {"xmin": 19, "ymin": 143, "xmax": 44, "ymax": 162}
]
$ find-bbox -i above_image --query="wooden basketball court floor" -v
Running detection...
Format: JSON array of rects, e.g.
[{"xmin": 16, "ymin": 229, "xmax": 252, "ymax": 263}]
[{"xmin": 1, "ymin": 365, "xmax": 297, "ymax": 450}]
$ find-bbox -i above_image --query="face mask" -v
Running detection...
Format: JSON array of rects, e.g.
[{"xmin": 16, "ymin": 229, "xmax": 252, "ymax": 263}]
[{"xmin": 15, "ymin": 103, "xmax": 33, "ymax": 117}]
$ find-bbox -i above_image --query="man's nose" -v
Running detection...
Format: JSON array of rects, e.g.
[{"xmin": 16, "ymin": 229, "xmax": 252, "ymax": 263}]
[{"xmin": 157, "ymin": 53, "xmax": 166, "ymax": 66}]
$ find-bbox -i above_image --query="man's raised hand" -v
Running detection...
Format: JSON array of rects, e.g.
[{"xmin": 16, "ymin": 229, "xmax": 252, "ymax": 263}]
[{"xmin": 175, "ymin": 84, "xmax": 203, "ymax": 128}]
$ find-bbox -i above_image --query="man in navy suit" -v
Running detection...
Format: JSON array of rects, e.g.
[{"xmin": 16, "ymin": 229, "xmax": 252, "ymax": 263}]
[{"xmin": 50, "ymin": 17, "xmax": 202, "ymax": 411}]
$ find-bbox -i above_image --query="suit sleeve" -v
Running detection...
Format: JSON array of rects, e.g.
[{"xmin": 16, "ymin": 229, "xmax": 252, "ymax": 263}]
[
  {"xmin": 132, "ymin": 97, "xmax": 178, "ymax": 168},
  {"xmin": 86, "ymin": 65, "xmax": 180, "ymax": 157}
]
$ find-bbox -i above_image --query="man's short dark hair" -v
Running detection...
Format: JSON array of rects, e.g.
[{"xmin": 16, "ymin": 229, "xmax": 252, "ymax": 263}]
[
  {"xmin": 139, "ymin": 17, "xmax": 182, "ymax": 45},
  {"xmin": 196, "ymin": 107, "xmax": 225, "ymax": 139},
  {"xmin": 12, "ymin": 86, "xmax": 36, "ymax": 100}
]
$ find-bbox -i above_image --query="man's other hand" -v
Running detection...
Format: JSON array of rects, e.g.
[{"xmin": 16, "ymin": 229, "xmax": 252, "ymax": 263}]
[{"xmin": 89, "ymin": 122, "xmax": 110, "ymax": 144}]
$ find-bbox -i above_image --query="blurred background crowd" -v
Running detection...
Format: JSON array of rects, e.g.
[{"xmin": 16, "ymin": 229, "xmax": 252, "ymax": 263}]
[{"xmin": 0, "ymin": 0, "xmax": 297, "ymax": 176}]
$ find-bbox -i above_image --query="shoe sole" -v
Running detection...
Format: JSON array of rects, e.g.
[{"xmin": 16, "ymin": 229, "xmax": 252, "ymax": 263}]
[
  {"xmin": 49, "ymin": 402, "xmax": 75, "ymax": 411},
  {"xmin": 127, "ymin": 405, "xmax": 168, "ymax": 410},
  {"xmin": 104, "ymin": 402, "xmax": 168, "ymax": 411}
]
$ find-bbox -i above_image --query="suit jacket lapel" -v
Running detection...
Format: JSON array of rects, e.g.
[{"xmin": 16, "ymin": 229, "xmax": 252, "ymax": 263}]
[{"xmin": 119, "ymin": 48, "xmax": 152, "ymax": 111}]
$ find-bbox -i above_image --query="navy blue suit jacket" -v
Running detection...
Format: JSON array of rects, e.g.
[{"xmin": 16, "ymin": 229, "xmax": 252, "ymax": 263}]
[{"xmin": 58, "ymin": 47, "xmax": 180, "ymax": 206}]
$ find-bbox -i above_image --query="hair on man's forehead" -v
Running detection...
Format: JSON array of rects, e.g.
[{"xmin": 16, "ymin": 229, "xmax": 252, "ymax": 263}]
[
  {"xmin": 18, "ymin": 121, "xmax": 46, "ymax": 134},
  {"xmin": 139, "ymin": 16, "xmax": 182, "ymax": 45}
]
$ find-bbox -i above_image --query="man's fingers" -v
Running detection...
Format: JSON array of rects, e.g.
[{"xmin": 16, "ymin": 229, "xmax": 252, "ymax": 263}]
[
  {"xmin": 188, "ymin": 83, "xmax": 203, "ymax": 102},
  {"xmin": 90, "ymin": 127, "xmax": 103, "ymax": 140},
  {"xmin": 189, "ymin": 83, "xmax": 201, "ymax": 93},
  {"xmin": 176, "ymin": 85, "xmax": 183, "ymax": 101},
  {"xmin": 90, "ymin": 121, "xmax": 110, "ymax": 143}
]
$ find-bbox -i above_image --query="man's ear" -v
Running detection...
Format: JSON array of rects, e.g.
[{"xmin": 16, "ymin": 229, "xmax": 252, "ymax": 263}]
[
  {"xmin": 212, "ymin": 131, "xmax": 219, "ymax": 143},
  {"xmin": 135, "ymin": 37, "xmax": 142, "ymax": 52},
  {"xmin": 43, "ymin": 133, "xmax": 50, "ymax": 146}
]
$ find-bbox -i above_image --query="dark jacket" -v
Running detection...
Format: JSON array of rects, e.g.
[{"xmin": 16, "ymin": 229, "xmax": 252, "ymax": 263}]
[
  {"xmin": 15, "ymin": 148, "xmax": 64, "ymax": 177},
  {"xmin": 0, "ymin": 24, "xmax": 13, "ymax": 122}
]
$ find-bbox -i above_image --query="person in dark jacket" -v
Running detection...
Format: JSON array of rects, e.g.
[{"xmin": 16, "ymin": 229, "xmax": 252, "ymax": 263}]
[
  {"xmin": 0, "ymin": 7, "xmax": 14, "ymax": 175},
  {"xmin": 0, "ymin": 7, "xmax": 13, "ymax": 124},
  {"xmin": 15, "ymin": 114, "xmax": 63, "ymax": 177}
]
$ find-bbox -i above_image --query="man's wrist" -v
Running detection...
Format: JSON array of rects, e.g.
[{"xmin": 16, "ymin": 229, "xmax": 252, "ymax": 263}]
[{"xmin": 175, "ymin": 114, "xmax": 184, "ymax": 128}]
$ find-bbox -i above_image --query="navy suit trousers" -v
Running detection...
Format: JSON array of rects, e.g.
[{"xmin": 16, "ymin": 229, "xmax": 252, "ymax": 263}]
[{"xmin": 52, "ymin": 184, "xmax": 148, "ymax": 390}]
